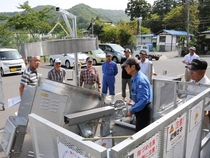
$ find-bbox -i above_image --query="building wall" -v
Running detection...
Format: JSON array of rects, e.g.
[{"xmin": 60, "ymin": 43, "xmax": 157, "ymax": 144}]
[
  {"xmin": 157, "ymin": 34, "xmax": 178, "ymax": 52},
  {"xmin": 136, "ymin": 36, "xmax": 152, "ymax": 45}
]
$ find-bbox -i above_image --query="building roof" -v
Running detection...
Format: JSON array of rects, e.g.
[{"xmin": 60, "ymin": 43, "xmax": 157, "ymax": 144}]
[
  {"xmin": 136, "ymin": 34, "xmax": 155, "ymax": 37},
  {"xmin": 157, "ymin": 29, "xmax": 194, "ymax": 36},
  {"xmin": 201, "ymin": 30, "xmax": 210, "ymax": 34}
]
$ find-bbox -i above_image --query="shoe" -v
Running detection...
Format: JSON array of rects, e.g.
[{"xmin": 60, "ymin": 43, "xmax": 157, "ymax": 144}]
[
  {"xmin": 122, "ymin": 98, "xmax": 127, "ymax": 102},
  {"xmin": 128, "ymin": 100, "xmax": 134, "ymax": 105}
]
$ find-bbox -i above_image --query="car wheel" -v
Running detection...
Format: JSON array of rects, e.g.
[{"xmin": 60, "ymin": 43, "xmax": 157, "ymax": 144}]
[
  {"xmin": 148, "ymin": 55, "xmax": 152, "ymax": 61},
  {"xmin": 93, "ymin": 59, "xmax": 97, "ymax": 65},
  {"xmin": 50, "ymin": 58, "xmax": 54, "ymax": 66},
  {"xmin": 65, "ymin": 60, "xmax": 71, "ymax": 69},
  {"xmin": 135, "ymin": 55, "xmax": 140, "ymax": 60},
  {"xmin": 1, "ymin": 68, "xmax": 4, "ymax": 77},
  {"xmin": 155, "ymin": 57, "xmax": 159, "ymax": 61},
  {"xmin": 112, "ymin": 56, "xmax": 118, "ymax": 63}
]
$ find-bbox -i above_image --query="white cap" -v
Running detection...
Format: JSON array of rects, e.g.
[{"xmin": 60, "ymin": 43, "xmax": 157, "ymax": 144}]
[
  {"xmin": 189, "ymin": 46, "xmax": 196, "ymax": 51},
  {"xmin": 54, "ymin": 58, "xmax": 61, "ymax": 63}
]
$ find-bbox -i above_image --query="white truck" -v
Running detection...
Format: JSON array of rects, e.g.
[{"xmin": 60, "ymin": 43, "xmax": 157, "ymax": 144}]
[{"xmin": 132, "ymin": 45, "xmax": 162, "ymax": 61}]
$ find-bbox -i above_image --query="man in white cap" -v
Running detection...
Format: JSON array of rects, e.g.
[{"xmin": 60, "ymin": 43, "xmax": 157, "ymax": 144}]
[
  {"xmin": 48, "ymin": 58, "xmax": 66, "ymax": 83},
  {"xmin": 182, "ymin": 46, "xmax": 199, "ymax": 82},
  {"xmin": 139, "ymin": 50, "xmax": 157, "ymax": 77}
]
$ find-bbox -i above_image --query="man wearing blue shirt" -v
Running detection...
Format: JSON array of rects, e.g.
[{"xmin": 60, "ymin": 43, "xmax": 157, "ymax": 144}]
[
  {"xmin": 122, "ymin": 57, "xmax": 152, "ymax": 132},
  {"xmin": 102, "ymin": 53, "xmax": 118, "ymax": 104}
]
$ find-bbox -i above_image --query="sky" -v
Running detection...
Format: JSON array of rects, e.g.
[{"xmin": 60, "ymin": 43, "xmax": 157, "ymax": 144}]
[{"xmin": 0, "ymin": 0, "xmax": 155, "ymax": 13}]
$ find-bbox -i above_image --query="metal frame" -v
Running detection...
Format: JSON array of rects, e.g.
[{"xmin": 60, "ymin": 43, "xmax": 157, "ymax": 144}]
[
  {"xmin": 110, "ymin": 88, "xmax": 210, "ymax": 158},
  {"xmin": 29, "ymin": 113, "xmax": 107, "ymax": 158}
]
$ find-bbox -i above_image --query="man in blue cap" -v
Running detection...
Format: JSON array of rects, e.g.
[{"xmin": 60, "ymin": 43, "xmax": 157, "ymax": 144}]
[{"xmin": 102, "ymin": 53, "xmax": 118, "ymax": 104}]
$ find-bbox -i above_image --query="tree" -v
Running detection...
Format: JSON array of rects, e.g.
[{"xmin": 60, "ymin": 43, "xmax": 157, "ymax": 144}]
[
  {"xmin": 163, "ymin": 5, "xmax": 199, "ymax": 34},
  {"xmin": 3, "ymin": 1, "xmax": 55, "ymax": 41},
  {"xmin": 197, "ymin": 0, "xmax": 210, "ymax": 32},
  {"xmin": 152, "ymin": 0, "xmax": 180, "ymax": 18},
  {"xmin": 93, "ymin": 18, "xmax": 104, "ymax": 40},
  {"xmin": 116, "ymin": 21, "xmax": 134, "ymax": 46},
  {"xmin": 100, "ymin": 24, "xmax": 117, "ymax": 43},
  {"xmin": 144, "ymin": 14, "xmax": 163, "ymax": 33},
  {"xmin": 125, "ymin": 0, "xmax": 151, "ymax": 20},
  {"xmin": 163, "ymin": 6, "xmax": 185, "ymax": 30}
]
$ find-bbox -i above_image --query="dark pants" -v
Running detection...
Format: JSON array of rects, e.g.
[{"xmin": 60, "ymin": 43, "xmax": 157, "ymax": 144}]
[{"xmin": 135, "ymin": 103, "xmax": 151, "ymax": 132}]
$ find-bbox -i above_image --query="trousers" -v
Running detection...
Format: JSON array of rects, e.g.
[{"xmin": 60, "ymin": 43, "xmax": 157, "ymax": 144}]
[
  {"xmin": 121, "ymin": 78, "xmax": 132, "ymax": 98},
  {"xmin": 135, "ymin": 103, "xmax": 151, "ymax": 132}
]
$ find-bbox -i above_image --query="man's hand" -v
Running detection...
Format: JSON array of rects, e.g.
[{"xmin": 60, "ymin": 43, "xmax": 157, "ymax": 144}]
[
  {"xmin": 125, "ymin": 111, "xmax": 132, "ymax": 117},
  {"xmin": 98, "ymin": 88, "xmax": 100, "ymax": 92}
]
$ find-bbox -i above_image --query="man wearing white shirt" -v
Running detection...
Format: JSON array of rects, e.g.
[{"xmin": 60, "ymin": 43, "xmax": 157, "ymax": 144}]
[
  {"xmin": 185, "ymin": 58, "xmax": 210, "ymax": 129},
  {"xmin": 182, "ymin": 46, "xmax": 199, "ymax": 82},
  {"xmin": 139, "ymin": 50, "xmax": 157, "ymax": 77}
]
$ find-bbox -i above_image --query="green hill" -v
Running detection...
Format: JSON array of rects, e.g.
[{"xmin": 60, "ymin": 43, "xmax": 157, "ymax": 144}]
[{"xmin": 0, "ymin": 3, "xmax": 130, "ymax": 29}]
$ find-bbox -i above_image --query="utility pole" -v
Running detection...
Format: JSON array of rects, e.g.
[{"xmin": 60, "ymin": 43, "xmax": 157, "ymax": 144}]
[
  {"xmin": 186, "ymin": 1, "xmax": 190, "ymax": 49},
  {"xmin": 138, "ymin": 17, "xmax": 142, "ymax": 45}
]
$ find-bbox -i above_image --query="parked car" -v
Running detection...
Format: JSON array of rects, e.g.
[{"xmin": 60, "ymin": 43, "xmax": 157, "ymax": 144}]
[
  {"xmin": 0, "ymin": 48, "xmax": 26, "ymax": 76},
  {"xmin": 49, "ymin": 53, "xmax": 88, "ymax": 69},
  {"xmin": 99, "ymin": 43, "xmax": 125, "ymax": 63},
  {"xmin": 132, "ymin": 45, "xmax": 162, "ymax": 61},
  {"xmin": 81, "ymin": 48, "xmax": 106, "ymax": 65}
]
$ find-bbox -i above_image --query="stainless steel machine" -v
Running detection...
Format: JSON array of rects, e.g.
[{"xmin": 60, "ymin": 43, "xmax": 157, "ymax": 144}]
[{"xmin": 1, "ymin": 78, "xmax": 123, "ymax": 157}]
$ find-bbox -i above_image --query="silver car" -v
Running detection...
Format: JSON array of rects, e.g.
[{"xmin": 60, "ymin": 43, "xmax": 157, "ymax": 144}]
[{"xmin": 99, "ymin": 43, "xmax": 125, "ymax": 63}]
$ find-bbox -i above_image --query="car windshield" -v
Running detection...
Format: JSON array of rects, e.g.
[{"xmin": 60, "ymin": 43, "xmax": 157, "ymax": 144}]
[
  {"xmin": 111, "ymin": 44, "xmax": 124, "ymax": 51},
  {"xmin": 0, "ymin": 50, "xmax": 22, "ymax": 60},
  {"xmin": 92, "ymin": 48, "xmax": 104, "ymax": 54}
]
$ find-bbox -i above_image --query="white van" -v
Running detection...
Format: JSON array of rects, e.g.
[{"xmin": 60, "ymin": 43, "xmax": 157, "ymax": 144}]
[{"xmin": 0, "ymin": 48, "xmax": 26, "ymax": 76}]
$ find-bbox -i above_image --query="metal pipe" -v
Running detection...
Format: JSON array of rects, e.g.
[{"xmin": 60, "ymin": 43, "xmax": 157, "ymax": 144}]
[{"xmin": 114, "ymin": 119, "xmax": 135, "ymax": 129}]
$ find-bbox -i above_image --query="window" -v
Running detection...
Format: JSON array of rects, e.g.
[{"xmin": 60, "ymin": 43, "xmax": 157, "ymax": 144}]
[{"xmin": 159, "ymin": 36, "xmax": 166, "ymax": 42}]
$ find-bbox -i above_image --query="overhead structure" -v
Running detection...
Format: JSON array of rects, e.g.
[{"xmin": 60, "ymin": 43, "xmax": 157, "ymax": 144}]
[
  {"xmin": 55, "ymin": 7, "xmax": 77, "ymax": 38},
  {"xmin": 20, "ymin": 7, "xmax": 98, "ymax": 86}
]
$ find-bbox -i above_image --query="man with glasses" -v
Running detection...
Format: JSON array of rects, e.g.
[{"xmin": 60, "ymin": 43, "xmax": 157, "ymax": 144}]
[
  {"xmin": 19, "ymin": 56, "xmax": 41, "ymax": 97},
  {"xmin": 48, "ymin": 58, "xmax": 66, "ymax": 83}
]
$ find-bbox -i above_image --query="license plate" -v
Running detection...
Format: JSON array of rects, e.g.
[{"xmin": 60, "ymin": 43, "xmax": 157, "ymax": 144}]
[{"xmin": 10, "ymin": 68, "xmax": 16, "ymax": 72}]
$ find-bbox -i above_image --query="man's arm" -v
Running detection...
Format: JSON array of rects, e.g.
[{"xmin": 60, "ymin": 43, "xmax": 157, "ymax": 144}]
[
  {"xmin": 80, "ymin": 70, "xmax": 83, "ymax": 87},
  {"xmin": 95, "ymin": 69, "xmax": 101, "ymax": 92},
  {"xmin": 63, "ymin": 69, "xmax": 66, "ymax": 82},
  {"xmin": 114, "ymin": 63, "xmax": 118, "ymax": 76},
  {"xmin": 19, "ymin": 84, "xmax": 25, "ymax": 98},
  {"xmin": 182, "ymin": 60, "xmax": 190, "ymax": 65},
  {"xmin": 182, "ymin": 55, "xmax": 190, "ymax": 65}
]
